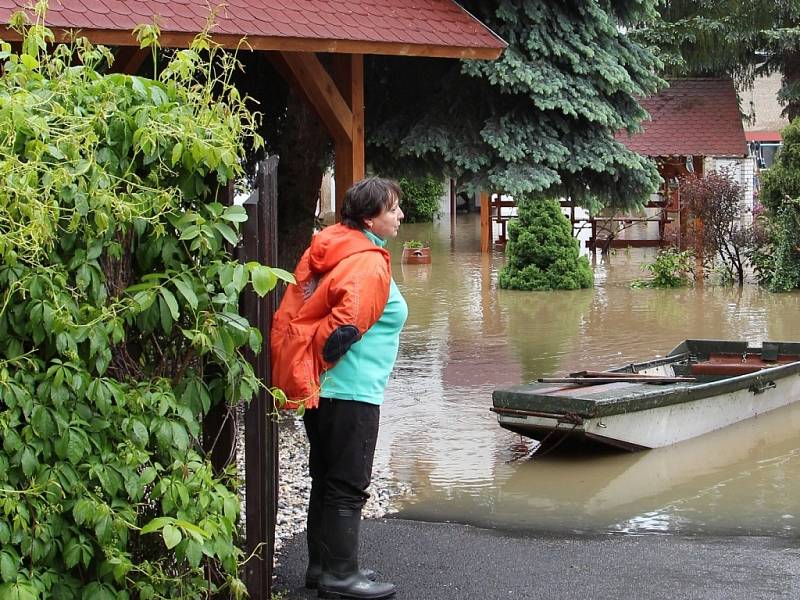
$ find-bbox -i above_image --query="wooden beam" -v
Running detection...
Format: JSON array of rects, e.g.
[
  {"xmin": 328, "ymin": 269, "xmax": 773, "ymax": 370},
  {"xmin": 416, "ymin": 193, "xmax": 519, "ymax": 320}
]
[
  {"xmin": 0, "ymin": 26, "xmax": 505, "ymax": 59},
  {"xmin": 280, "ymin": 51, "xmax": 353, "ymax": 144}
]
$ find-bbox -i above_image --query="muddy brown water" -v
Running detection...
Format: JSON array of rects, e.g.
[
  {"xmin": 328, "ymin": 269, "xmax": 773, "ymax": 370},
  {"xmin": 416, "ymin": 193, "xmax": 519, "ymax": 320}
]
[{"xmin": 374, "ymin": 214, "xmax": 800, "ymax": 536}]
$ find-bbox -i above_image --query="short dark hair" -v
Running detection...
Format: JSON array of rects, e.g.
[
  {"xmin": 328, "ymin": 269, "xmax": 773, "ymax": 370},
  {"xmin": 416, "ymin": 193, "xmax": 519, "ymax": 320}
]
[{"xmin": 340, "ymin": 177, "xmax": 402, "ymax": 229}]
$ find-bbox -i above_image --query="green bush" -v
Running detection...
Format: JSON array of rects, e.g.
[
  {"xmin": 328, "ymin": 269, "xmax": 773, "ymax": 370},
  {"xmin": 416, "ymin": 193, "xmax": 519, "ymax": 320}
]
[
  {"xmin": 498, "ymin": 198, "xmax": 593, "ymax": 291},
  {"xmin": 753, "ymin": 118, "xmax": 800, "ymax": 291},
  {"xmin": 398, "ymin": 176, "xmax": 443, "ymax": 223},
  {"xmin": 761, "ymin": 120, "xmax": 800, "ymax": 214},
  {"xmin": 632, "ymin": 248, "xmax": 694, "ymax": 288},
  {"xmin": 0, "ymin": 10, "xmax": 288, "ymax": 599}
]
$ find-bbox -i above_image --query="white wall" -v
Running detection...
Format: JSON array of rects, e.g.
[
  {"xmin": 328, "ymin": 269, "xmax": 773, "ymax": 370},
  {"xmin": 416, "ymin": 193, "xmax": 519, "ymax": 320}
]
[{"xmin": 704, "ymin": 157, "xmax": 755, "ymax": 226}]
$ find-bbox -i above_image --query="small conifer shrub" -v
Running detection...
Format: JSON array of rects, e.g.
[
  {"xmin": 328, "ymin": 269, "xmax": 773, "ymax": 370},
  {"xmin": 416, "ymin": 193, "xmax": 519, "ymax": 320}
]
[{"xmin": 499, "ymin": 198, "xmax": 593, "ymax": 291}]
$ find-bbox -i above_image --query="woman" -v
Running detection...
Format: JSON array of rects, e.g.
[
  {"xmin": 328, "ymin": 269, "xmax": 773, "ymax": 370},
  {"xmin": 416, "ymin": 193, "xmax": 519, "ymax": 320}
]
[{"xmin": 271, "ymin": 177, "xmax": 406, "ymax": 599}]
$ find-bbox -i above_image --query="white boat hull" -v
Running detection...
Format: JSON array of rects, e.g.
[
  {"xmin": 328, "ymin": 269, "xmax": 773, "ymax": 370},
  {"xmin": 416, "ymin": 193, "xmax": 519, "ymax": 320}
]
[{"xmin": 496, "ymin": 370, "xmax": 800, "ymax": 450}]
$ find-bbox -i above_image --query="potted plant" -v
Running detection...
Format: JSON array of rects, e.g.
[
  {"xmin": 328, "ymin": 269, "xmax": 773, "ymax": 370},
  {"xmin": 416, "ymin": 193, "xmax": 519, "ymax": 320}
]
[{"xmin": 401, "ymin": 239, "xmax": 431, "ymax": 264}]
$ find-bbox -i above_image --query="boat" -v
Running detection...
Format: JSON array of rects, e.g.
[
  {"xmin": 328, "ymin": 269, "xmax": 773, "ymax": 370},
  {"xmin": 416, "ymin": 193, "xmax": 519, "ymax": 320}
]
[{"xmin": 491, "ymin": 340, "xmax": 800, "ymax": 451}]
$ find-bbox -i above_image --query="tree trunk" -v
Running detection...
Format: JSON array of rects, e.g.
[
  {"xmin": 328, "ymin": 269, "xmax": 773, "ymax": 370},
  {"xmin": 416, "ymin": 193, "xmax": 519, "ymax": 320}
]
[
  {"xmin": 275, "ymin": 89, "xmax": 331, "ymax": 270},
  {"xmin": 783, "ymin": 50, "xmax": 800, "ymax": 122}
]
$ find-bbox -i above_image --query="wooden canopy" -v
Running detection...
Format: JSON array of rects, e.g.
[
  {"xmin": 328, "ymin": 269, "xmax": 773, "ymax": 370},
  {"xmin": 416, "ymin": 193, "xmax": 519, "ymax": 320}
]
[{"xmin": 0, "ymin": 1, "xmax": 506, "ymax": 211}]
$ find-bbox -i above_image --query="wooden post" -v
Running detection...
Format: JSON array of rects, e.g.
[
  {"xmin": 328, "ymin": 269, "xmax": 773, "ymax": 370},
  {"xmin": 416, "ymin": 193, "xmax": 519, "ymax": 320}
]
[
  {"xmin": 449, "ymin": 178, "xmax": 457, "ymax": 241},
  {"xmin": 241, "ymin": 157, "xmax": 280, "ymax": 597},
  {"xmin": 332, "ymin": 54, "xmax": 365, "ymax": 221},
  {"xmin": 694, "ymin": 215, "xmax": 704, "ymax": 285},
  {"xmin": 480, "ymin": 191, "xmax": 491, "ymax": 253}
]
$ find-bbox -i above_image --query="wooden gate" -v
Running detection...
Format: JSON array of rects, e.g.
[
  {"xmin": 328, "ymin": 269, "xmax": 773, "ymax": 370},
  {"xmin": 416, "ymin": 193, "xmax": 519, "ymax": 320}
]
[{"xmin": 203, "ymin": 156, "xmax": 280, "ymax": 598}]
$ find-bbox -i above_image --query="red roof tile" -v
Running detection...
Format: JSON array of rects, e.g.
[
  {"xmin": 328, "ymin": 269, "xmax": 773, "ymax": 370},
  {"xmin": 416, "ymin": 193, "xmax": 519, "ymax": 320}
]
[
  {"xmin": 617, "ymin": 79, "xmax": 747, "ymax": 158},
  {"xmin": 0, "ymin": 0, "xmax": 506, "ymax": 58},
  {"xmin": 745, "ymin": 130, "xmax": 782, "ymax": 143}
]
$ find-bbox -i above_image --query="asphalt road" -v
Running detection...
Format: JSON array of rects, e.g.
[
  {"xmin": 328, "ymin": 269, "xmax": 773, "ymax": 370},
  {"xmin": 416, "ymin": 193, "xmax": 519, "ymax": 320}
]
[{"xmin": 274, "ymin": 518, "xmax": 800, "ymax": 600}]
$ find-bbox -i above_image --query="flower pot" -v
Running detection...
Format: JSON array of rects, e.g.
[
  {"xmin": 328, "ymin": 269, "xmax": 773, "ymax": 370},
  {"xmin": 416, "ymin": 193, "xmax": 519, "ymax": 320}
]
[{"xmin": 401, "ymin": 246, "xmax": 431, "ymax": 264}]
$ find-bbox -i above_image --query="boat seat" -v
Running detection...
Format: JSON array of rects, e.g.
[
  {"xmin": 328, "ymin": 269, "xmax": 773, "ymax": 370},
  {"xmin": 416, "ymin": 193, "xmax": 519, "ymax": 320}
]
[
  {"xmin": 690, "ymin": 352, "xmax": 799, "ymax": 376},
  {"xmin": 690, "ymin": 363, "xmax": 764, "ymax": 377}
]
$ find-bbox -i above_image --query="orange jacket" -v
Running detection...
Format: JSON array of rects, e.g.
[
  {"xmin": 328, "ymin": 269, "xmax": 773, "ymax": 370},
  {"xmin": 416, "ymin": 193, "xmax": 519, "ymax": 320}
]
[{"xmin": 270, "ymin": 224, "xmax": 391, "ymax": 409}]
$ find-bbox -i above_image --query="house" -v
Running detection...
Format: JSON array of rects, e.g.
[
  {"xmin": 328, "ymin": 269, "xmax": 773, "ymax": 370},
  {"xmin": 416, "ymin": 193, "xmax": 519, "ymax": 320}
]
[{"xmin": 615, "ymin": 78, "xmax": 750, "ymax": 245}]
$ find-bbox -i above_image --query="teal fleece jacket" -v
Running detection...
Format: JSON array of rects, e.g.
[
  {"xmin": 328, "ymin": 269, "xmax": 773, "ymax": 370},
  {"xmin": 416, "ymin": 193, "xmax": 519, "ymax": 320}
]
[{"xmin": 320, "ymin": 230, "xmax": 408, "ymax": 404}]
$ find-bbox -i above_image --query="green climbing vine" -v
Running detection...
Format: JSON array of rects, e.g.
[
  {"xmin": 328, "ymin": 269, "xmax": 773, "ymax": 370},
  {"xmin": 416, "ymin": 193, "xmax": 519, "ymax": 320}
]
[{"xmin": 0, "ymin": 5, "xmax": 290, "ymax": 598}]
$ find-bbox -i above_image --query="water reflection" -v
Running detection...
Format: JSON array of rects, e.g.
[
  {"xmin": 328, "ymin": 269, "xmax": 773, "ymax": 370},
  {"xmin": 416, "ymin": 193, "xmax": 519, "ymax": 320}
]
[{"xmin": 377, "ymin": 213, "xmax": 800, "ymax": 536}]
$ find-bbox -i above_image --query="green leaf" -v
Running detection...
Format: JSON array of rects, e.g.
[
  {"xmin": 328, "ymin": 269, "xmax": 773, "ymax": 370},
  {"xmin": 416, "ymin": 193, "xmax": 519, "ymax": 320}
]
[
  {"xmin": 184, "ymin": 539, "xmax": 203, "ymax": 568},
  {"xmin": 73, "ymin": 498, "xmax": 94, "ymax": 525},
  {"xmin": 213, "ymin": 222, "xmax": 239, "ymax": 245},
  {"xmin": 158, "ymin": 297, "xmax": 173, "ymax": 334},
  {"xmin": 67, "ymin": 431, "xmax": 85, "ymax": 464},
  {"xmin": 131, "ymin": 419, "xmax": 149, "ymax": 446},
  {"xmin": 223, "ymin": 495, "xmax": 239, "ymax": 521},
  {"xmin": 83, "ymin": 582, "xmax": 116, "ymax": 600},
  {"xmin": 63, "ymin": 538, "xmax": 82, "ymax": 569},
  {"xmin": 139, "ymin": 466, "xmax": 157, "ymax": 487},
  {"xmin": 160, "ymin": 288, "xmax": 180, "ymax": 320},
  {"xmin": 131, "ymin": 76, "xmax": 147, "ymax": 97},
  {"xmin": 0, "ymin": 550, "xmax": 18, "ymax": 582},
  {"xmin": 220, "ymin": 312, "xmax": 249, "ymax": 332},
  {"xmin": 171, "ymin": 421, "xmax": 189, "ymax": 451},
  {"xmin": 173, "ymin": 278, "xmax": 198, "ymax": 310},
  {"xmin": 249, "ymin": 265, "xmax": 277, "ymax": 297},
  {"xmin": 0, "ymin": 582, "xmax": 37, "ymax": 600},
  {"xmin": 221, "ymin": 205, "xmax": 248, "ymax": 222},
  {"xmin": 233, "ymin": 263, "xmax": 248, "ymax": 292},
  {"xmin": 271, "ymin": 267, "xmax": 296, "ymax": 284},
  {"xmin": 248, "ymin": 327, "xmax": 263, "ymax": 353},
  {"xmin": 141, "ymin": 516, "xmax": 172, "ymax": 535},
  {"xmin": 20, "ymin": 446, "xmax": 37, "ymax": 477},
  {"xmin": 162, "ymin": 524, "xmax": 182, "ymax": 549},
  {"xmin": 175, "ymin": 519, "xmax": 209, "ymax": 541},
  {"xmin": 31, "ymin": 405, "xmax": 55, "ymax": 438}
]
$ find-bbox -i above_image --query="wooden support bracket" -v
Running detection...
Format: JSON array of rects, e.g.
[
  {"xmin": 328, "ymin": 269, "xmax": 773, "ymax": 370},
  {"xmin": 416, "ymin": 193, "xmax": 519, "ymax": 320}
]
[
  {"xmin": 279, "ymin": 51, "xmax": 353, "ymax": 144},
  {"xmin": 110, "ymin": 47, "xmax": 149, "ymax": 74}
]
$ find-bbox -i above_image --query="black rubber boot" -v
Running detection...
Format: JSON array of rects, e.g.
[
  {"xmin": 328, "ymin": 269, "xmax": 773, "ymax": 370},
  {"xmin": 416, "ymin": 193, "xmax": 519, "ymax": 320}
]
[
  {"xmin": 305, "ymin": 495, "xmax": 377, "ymax": 589},
  {"xmin": 317, "ymin": 508, "xmax": 395, "ymax": 599},
  {"xmin": 304, "ymin": 491, "xmax": 324, "ymax": 589}
]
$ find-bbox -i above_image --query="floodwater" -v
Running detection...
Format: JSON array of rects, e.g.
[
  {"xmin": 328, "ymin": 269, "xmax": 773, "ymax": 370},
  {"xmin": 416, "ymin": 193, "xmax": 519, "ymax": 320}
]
[{"xmin": 375, "ymin": 213, "xmax": 800, "ymax": 537}]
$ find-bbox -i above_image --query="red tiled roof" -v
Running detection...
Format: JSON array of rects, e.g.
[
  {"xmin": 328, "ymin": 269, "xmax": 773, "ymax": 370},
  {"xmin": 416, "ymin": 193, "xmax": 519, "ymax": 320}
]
[
  {"xmin": 616, "ymin": 79, "xmax": 746, "ymax": 157},
  {"xmin": 0, "ymin": 0, "xmax": 506, "ymax": 58},
  {"xmin": 745, "ymin": 130, "xmax": 782, "ymax": 143}
]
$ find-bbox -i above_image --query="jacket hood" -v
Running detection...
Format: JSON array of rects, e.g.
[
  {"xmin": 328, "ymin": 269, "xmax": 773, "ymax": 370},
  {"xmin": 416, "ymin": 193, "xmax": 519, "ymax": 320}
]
[{"xmin": 308, "ymin": 223, "xmax": 390, "ymax": 274}]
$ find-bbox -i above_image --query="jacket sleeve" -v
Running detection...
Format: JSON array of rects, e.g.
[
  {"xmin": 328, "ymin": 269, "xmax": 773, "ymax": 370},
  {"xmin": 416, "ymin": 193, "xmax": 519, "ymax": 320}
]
[{"xmin": 312, "ymin": 253, "xmax": 390, "ymax": 369}]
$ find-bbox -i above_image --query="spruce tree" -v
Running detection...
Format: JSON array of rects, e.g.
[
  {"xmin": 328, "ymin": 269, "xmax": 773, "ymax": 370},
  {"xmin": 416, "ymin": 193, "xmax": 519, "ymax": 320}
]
[
  {"xmin": 367, "ymin": 0, "xmax": 663, "ymax": 212},
  {"xmin": 499, "ymin": 199, "xmax": 593, "ymax": 291}
]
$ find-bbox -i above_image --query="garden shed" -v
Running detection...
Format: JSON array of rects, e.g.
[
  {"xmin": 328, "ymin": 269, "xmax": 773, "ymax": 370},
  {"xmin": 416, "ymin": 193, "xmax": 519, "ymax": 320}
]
[
  {"xmin": 0, "ymin": 1, "xmax": 505, "ymax": 597},
  {"xmin": 614, "ymin": 78, "xmax": 750, "ymax": 248}
]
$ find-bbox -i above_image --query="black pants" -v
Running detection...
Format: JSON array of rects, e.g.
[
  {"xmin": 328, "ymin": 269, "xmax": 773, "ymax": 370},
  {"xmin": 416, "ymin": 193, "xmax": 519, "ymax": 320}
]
[{"xmin": 304, "ymin": 397, "xmax": 380, "ymax": 510}]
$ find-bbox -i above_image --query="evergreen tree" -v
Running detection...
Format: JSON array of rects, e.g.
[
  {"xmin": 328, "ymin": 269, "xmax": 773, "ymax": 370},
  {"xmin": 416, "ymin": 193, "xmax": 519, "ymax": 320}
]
[
  {"xmin": 366, "ymin": 0, "xmax": 663, "ymax": 212},
  {"xmin": 499, "ymin": 199, "xmax": 594, "ymax": 290},
  {"xmin": 632, "ymin": 1, "xmax": 800, "ymax": 120}
]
